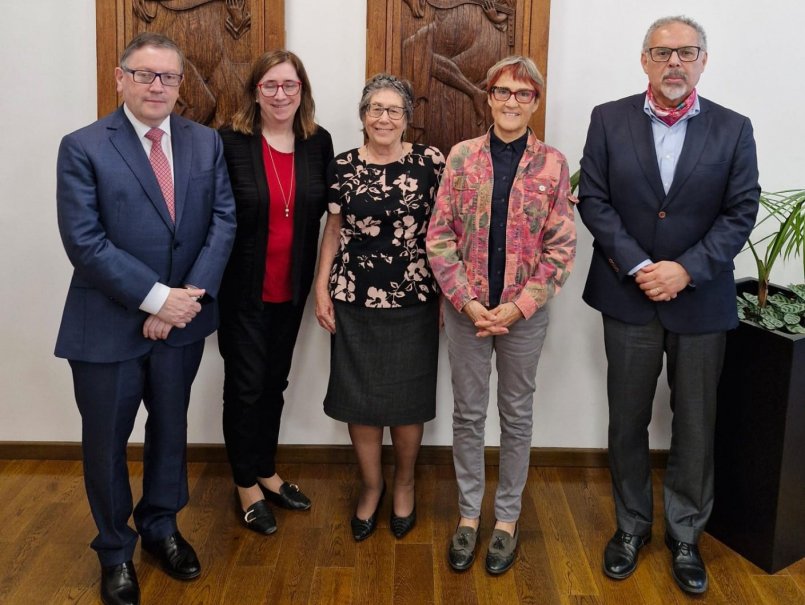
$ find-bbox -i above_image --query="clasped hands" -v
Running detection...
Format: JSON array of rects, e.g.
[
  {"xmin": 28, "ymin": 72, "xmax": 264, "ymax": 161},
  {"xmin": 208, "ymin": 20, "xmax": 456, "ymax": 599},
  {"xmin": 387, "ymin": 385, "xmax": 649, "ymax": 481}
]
[
  {"xmin": 462, "ymin": 300, "xmax": 523, "ymax": 337},
  {"xmin": 143, "ymin": 287, "xmax": 205, "ymax": 341},
  {"xmin": 635, "ymin": 261, "xmax": 690, "ymax": 302}
]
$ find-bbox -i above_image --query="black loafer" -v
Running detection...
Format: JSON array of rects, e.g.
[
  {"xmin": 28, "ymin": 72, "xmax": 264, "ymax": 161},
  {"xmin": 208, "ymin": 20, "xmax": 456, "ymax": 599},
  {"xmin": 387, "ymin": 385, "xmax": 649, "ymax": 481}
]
[
  {"xmin": 351, "ymin": 483, "xmax": 386, "ymax": 542},
  {"xmin": 665, "ymin": 532, "xmax": 708, "ymax": 594},
  {"xmin": 261, "ymin": 481, "xmax": 312, "ymax": 511},
  {"xmin": 390, "ymin": 506, "xmax": 416, "ymax": 539},
  {"xmin": 448, "ymin": 525, "xmax": 479, "ymax": 571},
  {"xmin": 603, "ymin": 529, "xmax": 651, "ymax": 579},
  {"xmin": 236, "ymin": 490, "xmax": 277, "ymax": 535},
  {"xmin": 100, "ymin": 560, "xmax": 140, "ymax": 605},
  {"xmin": 485, "ymin": 525, "xmax": 519, "ymax": 575},
  {"xmin": 142, "ymin": 531, "xmax": 201, "ymax": 581}
]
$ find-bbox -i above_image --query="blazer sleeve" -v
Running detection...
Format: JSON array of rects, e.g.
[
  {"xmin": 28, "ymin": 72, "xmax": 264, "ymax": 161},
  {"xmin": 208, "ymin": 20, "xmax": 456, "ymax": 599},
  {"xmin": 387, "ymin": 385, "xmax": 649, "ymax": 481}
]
[
  {"xmin": 674, "ymin": 117, "xmax": 760, "ymax": 285},
  {"xmin": 182, "ymin": 129, "xmax": 237, "ymax": 299},
  {"xmin": 578, "ymin": 105, "xmax": 651, "ymax": 279},
  {"xmin": 57, "ymin": 132, "xmax": 162, "ymax": 311}
]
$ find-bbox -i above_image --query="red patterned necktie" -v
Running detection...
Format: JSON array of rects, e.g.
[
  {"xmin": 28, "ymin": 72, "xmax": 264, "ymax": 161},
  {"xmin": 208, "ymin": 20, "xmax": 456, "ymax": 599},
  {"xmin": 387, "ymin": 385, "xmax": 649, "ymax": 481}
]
[{"xmin": 145, "ymin": 127, "xmax": 175, "ymax": 222}]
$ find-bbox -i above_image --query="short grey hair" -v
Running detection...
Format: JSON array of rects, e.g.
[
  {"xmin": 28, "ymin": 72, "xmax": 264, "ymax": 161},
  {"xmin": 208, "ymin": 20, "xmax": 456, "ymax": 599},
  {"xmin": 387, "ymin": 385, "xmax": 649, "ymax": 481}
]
[
  {"xmin": 120, "ymin": 32, "xmax": 185, "ymax": 72},
  {"xmin": 642, "ymin": 15, "xmax": 707, "ymax": 52},
  {"xmin": 359, "ymin": 73, "xmax": 414, "ymax": 124}
]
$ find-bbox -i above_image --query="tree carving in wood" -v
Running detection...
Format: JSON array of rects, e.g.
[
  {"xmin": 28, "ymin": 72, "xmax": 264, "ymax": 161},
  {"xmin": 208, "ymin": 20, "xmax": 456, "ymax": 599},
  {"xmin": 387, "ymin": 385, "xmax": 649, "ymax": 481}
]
[
  {"xmin": 368, "ymin": 0, "xmax": 550, "ymax": 154},
  {"xmin": 96, "ymin": 0, "xmax": 284, "ymax": 127}
]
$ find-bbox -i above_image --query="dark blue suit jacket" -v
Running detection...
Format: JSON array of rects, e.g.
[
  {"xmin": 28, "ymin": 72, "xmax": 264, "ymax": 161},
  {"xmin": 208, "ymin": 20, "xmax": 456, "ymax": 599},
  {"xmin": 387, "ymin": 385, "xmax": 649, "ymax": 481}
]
[
  {"xmin": 55, "ymin": 107, "xmax": 236, "ymax": 362},
  {"xmin": 578, "ymin": 94, "xmax": 760, "ymax": 334}
]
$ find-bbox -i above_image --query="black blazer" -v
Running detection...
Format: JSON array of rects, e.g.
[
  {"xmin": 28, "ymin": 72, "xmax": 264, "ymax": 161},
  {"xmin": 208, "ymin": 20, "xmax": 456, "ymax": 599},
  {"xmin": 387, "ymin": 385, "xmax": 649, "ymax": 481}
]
[
  {"xmin": 218, "ymin": 125, "xmax": 334, "ymax": 311},
  {"xmin": 578, "ymin": 94, "xmax": 760, "ymax": 334}
]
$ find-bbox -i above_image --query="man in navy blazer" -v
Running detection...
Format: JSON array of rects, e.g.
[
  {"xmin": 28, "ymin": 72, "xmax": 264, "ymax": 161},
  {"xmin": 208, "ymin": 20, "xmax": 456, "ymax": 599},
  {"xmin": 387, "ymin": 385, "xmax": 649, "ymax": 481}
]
[
  {"xmin": 578, "ymin": 16, "xmax": 759, "ymax": 595},
  {"xmin": 55, "ymin": 32, "xmax": 235, "ymax": 605}
]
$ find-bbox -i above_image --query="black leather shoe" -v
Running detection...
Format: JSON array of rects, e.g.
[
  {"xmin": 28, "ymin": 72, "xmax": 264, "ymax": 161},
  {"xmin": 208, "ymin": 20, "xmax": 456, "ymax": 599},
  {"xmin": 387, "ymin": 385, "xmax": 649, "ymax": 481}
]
[
  {"xmin": 448, "ymin": 524, "xmax": 479, "ymax": 571},
  {"xmin": 142, "ymin": 531, "xmax": 201, "ymax": 581},
  {"xmin": 261, "ymin": 481, "xmax": 312, "ymax": 511},
  {"xmin": 665, "ymin": 532, "xmax": 708, "ymax": 594},
  {"xmin": 351, "ymin": 483, "xmax": 386, "ymax": 542},
  {"xmin": 603, "ymin": 529, "xmax": 651, "ymax": 579},
  {"xmin": 390, "ymin": 506, "xmax": 416, "ymax": 539},
  {"xmin": 485, "ymin": 525, "xmax": 519, "ymax": 575},
  {"xmin": 236, "ymin": 490, "xmax": 277, "ymax": 535},
  {"xmin": 100, "ymin": 560, "xmax": 140, "ymax": 605}
]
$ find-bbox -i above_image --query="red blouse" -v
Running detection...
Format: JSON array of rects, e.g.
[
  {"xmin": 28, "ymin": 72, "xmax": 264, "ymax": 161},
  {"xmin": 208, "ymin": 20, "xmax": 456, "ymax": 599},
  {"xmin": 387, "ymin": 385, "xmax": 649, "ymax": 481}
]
[{"xmin": 261, "ymin": 138, "xmax": 296, "ymax": 302}]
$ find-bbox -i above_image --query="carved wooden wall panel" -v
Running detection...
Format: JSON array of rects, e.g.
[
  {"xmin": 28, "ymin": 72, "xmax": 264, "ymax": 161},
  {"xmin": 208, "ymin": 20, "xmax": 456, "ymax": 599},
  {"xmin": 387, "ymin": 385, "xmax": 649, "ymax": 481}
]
[
  {"xmin": 97, "ymin": 0, "xmax": 285, "ymax": 127},
  {"xmin": 367, "ymin": 0, "xmax": 551, "ymax": 154}
]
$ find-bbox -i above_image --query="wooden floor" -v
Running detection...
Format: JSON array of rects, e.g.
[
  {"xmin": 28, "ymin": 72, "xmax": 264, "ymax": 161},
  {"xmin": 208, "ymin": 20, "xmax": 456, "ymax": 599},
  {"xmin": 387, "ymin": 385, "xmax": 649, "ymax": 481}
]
[{"xmin": 1, "ymin": 460, "xmax": 803, "ymax": 605}]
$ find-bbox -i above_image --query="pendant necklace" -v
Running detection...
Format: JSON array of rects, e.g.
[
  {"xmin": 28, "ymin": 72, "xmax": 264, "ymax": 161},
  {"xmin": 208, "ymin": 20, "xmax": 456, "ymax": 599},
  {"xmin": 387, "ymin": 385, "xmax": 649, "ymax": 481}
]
[{"xmin": 266, "ymin": 138, "xmax": 295, "ymax": 218}]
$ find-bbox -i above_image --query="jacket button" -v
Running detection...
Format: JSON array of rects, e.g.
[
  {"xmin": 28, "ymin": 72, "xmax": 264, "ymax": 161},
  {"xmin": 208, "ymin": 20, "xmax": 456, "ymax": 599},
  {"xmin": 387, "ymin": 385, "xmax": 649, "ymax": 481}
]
[{"xmin": 658, "ymin": 211, "xmax": 667, "ymax": 219}]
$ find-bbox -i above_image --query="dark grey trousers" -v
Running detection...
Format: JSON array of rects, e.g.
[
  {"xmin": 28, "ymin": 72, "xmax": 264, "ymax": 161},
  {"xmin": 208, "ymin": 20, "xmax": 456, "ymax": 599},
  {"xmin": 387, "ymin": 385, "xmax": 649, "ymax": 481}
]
[{"xmin": 603, "ymin": 315, "xmax": 726, "ymax": 544}]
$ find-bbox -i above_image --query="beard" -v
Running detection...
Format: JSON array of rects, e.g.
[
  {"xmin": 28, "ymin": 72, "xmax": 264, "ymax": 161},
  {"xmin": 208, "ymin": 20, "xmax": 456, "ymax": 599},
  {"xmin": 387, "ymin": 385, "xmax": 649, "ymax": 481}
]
[{"xmin": 660, "ymin": 70, "xmax": 689, "ymax": 104}]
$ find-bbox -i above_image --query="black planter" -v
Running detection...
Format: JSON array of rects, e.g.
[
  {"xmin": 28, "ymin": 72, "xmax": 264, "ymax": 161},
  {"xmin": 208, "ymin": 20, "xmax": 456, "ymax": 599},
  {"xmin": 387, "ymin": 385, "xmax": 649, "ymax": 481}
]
[{"xmin": 708, "ymin": 279, "xmax": 805, "ymax": 573}]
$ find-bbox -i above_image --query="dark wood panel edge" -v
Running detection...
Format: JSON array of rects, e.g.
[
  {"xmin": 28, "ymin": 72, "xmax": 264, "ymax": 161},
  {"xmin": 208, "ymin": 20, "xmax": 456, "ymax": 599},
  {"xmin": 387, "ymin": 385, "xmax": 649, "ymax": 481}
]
[{"xmin": 0, "ymin": 442, "xmax": 668, "ymax": 468}]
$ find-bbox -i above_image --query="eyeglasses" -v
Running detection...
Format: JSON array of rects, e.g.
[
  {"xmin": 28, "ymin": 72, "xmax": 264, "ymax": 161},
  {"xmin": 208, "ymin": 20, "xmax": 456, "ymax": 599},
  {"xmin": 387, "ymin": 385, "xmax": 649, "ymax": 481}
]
[
  {"xmin": 365, "ymin": 104, "xmax": 405, "ymax": 120},
  {"xmin": 646, "ymin": 46, "xmax": 702, "ymax": 62},
  {"xmin": 257, "ymin": 80, "xmax": 302, "ymax": 97},
  {"xmin": 122, "ymin": 66, "xmax": 183, "ymax": 87},
  {"xmin": 489, "ymin": 86, "xmax": 538, "ymax": 103}
]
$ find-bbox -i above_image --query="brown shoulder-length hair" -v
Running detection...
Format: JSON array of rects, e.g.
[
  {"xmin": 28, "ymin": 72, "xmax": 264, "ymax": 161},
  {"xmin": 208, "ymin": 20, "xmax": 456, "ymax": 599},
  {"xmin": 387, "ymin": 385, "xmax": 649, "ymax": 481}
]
[{"xmin": 230, "ymin": 50, "xmax": 317, "ymax": 139}]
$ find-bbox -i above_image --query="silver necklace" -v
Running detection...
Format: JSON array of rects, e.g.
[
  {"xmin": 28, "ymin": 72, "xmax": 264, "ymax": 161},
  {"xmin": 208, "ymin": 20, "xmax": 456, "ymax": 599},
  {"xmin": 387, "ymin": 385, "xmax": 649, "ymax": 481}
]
[{"xmin": 266, "ymin": 141, "xmax": 295, "ymax": 218}]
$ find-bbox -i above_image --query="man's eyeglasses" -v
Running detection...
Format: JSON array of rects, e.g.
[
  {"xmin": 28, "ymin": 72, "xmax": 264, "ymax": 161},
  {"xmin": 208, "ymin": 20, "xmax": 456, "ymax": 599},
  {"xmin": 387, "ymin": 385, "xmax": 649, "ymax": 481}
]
[
  {"xmin": 489, "ymin": 86, "xmax": 538, "ymax": 103},
  {"xmin": 646, "ymin": 46, "xmax": 702, "ymax": 62},
  {"xmin": 257, "ymin": 80, "xmax": 302, "ymax": 97},
  {"xmin": 122, "ymin": 66, "xmax": 183, "ymax": 87},
  {"xmin": 365, "ymin": 104, "xmax": 406, "ymax": 120}
]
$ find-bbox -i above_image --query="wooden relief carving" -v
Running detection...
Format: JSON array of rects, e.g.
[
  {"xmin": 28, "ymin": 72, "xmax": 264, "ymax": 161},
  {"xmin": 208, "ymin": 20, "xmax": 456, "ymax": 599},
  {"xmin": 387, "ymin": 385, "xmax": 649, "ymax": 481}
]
[
  {"xmin": 368, "ymin": 0, "xmax": 551, "ymax": 154},
  {"xmin": 96, "ymin": 0, "xmax": 285, "ymax": 127}
]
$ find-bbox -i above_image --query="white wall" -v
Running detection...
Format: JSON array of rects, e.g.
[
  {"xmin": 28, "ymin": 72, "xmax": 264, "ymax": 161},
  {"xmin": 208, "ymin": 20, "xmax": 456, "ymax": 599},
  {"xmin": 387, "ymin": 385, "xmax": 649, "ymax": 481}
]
[{"xmin": 2, "ymin": 1, "xmax": 803, "ymax": 448}]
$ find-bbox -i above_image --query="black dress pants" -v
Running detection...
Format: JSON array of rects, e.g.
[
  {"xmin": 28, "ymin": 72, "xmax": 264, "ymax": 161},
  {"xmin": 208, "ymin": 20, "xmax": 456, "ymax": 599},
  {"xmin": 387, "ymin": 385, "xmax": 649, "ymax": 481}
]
[{"xmin": 219, "ymin": 301, "xmax": 305, "ymax": 487}]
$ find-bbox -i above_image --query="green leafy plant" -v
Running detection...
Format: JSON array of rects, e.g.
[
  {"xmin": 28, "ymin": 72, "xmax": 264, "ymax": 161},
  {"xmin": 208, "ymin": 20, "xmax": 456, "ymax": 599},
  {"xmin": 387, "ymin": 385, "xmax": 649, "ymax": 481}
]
[{"xmin": 739, "ymin": 189, "xmax": 805, "ymax": 333}]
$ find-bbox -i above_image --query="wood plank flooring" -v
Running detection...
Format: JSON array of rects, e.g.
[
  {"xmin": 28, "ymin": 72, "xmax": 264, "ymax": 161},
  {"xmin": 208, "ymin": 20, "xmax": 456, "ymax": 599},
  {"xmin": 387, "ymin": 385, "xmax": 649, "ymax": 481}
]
[{"xmin": 0, "ymin": 459, "xmax": 803, "ymax": 604}]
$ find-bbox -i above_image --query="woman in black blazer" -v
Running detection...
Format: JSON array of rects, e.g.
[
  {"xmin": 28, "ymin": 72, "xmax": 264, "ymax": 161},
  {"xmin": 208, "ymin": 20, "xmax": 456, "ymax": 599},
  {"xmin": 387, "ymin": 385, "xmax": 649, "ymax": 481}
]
[{"xmin": 218, "ymin": 50, "xmax": 333, "ymax": 534}]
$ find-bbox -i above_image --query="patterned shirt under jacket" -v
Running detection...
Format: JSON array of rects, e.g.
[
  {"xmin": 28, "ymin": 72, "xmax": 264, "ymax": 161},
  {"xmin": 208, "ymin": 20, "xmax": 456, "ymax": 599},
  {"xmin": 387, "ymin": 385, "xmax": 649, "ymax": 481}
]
[
  {"xmin": 327, "ymin": 143, "xmax": 444, "ymax": 308},
  {"xmin": 426, "ymin": 129, "xmax": 576, "ymax": 319}
]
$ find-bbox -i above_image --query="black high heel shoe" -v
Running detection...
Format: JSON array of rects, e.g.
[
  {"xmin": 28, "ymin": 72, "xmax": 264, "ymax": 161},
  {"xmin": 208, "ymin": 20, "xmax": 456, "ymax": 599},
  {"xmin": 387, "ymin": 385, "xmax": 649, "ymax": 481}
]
[
  {"xmin": 390, "ymin": 505, "xmax": 416, "ymax": 539},
  {"xmin": 351, "ymin": 482, "xmax": 386, "ymax": 542}
]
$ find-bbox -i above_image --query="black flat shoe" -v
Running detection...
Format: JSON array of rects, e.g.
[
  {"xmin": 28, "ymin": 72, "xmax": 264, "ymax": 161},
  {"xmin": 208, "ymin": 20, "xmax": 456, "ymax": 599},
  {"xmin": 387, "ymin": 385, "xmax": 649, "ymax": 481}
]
[
  {"xmin": 603, "ymin": 529, "xmax": 651, "ymax": 579},
  {"xmin": 390, "ymin": 506, "xmax": 416, "ymax": 539},
  {"xmin": 100, "ymin": 560, "xmax": 140, "ymax": 605},
  {"xmin": 261, "ymin": 481, "xmax": 312, "ymax": 511},
  {"xmin": 665, "ymin": 532, "xmax": 708, "ymax": 594},
  {"xmin": 236, "ymin": 490, "xmax": 277, "ymax": 535},
  {"xmin": 351, "ymin": 483, "xmax": 386, "ymax": 542},
  {"xmin": 448, "ymin": 524, "xmax": 479, "ymax": 571},
  {"xmin": 141, "ymin": 531, "xmax": 201, "ymax": 581},
  {"xmin": 485, "ymin": 524, "xmax": 519, "ymax": 575}
]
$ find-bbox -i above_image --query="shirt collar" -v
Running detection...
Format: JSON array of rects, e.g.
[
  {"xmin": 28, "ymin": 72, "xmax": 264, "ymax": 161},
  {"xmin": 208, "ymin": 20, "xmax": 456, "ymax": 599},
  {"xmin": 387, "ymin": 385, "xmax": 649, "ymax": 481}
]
[
  {"xmin": 123, "ymin": 104, "xmax": 172, "ymax": 140},
  {"xmin": 643, "ymin": 93, "xmax": 701, "ymax": 126},
  {"xmin": 489, "ymin": 128, "xmax": 528, "ymax": 155}
]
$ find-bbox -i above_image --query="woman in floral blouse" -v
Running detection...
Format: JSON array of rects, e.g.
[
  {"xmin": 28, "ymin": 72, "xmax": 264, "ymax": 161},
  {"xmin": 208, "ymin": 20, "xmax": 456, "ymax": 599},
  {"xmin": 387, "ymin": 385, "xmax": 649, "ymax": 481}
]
[
  {"xmin": 314, "ymin": 73, "xmax": 444, "ymax": 542},
  {"xmin": 426, "ymin": 56, "xmax": 576, "ymax": 575}
]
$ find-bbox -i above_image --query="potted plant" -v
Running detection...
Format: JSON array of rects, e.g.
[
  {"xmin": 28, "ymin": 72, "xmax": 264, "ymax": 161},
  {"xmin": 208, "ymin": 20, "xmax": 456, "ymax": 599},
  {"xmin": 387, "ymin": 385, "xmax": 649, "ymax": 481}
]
[{"xmin": 708, "ymin": 188, "xmax": 805, "ymax": 573}]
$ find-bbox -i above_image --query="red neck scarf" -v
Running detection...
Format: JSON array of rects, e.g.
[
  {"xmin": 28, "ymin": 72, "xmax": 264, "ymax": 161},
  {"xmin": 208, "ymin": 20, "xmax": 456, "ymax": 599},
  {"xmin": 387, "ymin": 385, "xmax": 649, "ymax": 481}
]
[{"xmin": 646, "ymin": 86, "xmax": 697, "ymax": 126}]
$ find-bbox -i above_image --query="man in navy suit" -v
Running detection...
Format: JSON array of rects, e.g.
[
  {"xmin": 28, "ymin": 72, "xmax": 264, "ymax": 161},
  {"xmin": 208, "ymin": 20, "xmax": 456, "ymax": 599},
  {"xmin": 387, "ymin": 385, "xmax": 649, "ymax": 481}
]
[
  {"xmin": 578, "ymin": 16, "xmax": 759, "ymax": 595},
  {"xmin": 55, "ymin": 32, "xmax": 235, "ymax": 605}
]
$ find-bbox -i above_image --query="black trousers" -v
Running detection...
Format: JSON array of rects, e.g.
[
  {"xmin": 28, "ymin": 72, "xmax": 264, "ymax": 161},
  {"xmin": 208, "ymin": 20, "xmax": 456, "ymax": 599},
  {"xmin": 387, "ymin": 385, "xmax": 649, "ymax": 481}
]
[
  {"xmin": 602, "ymin": 315, "xmax": 726, "ymax": 544},
  {"xmin": 219, "ymin": 301, "xmax": 305, "ymax": 487}
]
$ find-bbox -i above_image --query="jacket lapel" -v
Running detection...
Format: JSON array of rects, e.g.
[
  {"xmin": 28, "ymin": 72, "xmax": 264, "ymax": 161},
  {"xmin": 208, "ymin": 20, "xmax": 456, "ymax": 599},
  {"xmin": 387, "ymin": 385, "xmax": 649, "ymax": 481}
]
[
  {"xmin": 627, "ymin": 98, "xmax": 666, "ymax": 204},
  {"xmin": 108, "ymin": 108, "xmax": 175, "ymax": 231},
  {"xmin": 170, "ymin": 114, "xmax": 191, "ymax": 228},
  {"xmin": 663, "ymin": 101, "xmax": 711, "ymax": 207}
]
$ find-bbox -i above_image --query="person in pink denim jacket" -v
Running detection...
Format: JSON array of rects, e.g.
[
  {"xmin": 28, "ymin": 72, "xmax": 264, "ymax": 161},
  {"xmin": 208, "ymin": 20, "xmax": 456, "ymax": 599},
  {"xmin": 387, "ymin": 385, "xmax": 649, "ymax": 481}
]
[{"xmin": 426, "ymin": 55, "xmax": 576, "ymax": 575}]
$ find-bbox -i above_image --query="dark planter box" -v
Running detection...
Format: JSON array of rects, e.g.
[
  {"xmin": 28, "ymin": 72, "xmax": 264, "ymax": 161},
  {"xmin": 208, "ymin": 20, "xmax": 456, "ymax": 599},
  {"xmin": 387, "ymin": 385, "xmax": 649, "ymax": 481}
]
[{"xmin": 708, "ymin": 279, "xmax": 805, "ymax": 573}]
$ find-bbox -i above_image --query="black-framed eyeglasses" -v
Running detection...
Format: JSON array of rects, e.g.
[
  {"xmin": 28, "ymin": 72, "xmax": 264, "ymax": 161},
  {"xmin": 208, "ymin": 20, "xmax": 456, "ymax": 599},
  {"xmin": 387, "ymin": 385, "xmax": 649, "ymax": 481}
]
[
  {"xmin": 489, "ymin": 86, "xmax": 538, "ymax": 103},
  {"xmin": 257, "ymin": 80, "xmax": 302, "ymax": 97},
  {"xmin": 122, "ymin": 66, "xmax": 183, "ymax": 87},
  {"xmin": 365, "ymin": 104, "xmax": 405, "ymax": 120},
  {"xmin": 646, "ymin": 46, "xmax": 702, "ymax": 62}
]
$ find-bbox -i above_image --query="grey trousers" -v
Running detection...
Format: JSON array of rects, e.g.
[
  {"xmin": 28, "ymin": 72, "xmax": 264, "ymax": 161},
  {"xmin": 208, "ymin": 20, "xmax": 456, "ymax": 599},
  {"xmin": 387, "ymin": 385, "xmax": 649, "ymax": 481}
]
[
  {"xmin": 603, "ymin": 315, "xmax": 726, "ymax": 544},
  {"xmin": 443, "ymin": 301, "xmax": 549, "ymax": 522}
]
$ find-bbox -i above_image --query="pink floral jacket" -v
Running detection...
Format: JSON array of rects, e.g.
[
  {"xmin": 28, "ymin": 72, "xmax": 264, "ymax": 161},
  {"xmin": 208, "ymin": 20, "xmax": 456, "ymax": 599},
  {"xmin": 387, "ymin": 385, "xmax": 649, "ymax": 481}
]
[{"xmin": 426, "ymin": 129, "xmax": 576, "ymax": 319}]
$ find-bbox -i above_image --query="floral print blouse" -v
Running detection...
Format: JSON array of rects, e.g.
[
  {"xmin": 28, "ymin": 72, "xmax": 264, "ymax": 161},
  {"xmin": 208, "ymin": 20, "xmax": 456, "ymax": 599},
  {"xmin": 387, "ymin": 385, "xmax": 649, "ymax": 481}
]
[
  {"xmin": 327, "ymin": 144, "xmax": 444, "ymax": 308},
  {"xmin": 426, "ymin": 129, "xmax": 576, "ymax": 319}
]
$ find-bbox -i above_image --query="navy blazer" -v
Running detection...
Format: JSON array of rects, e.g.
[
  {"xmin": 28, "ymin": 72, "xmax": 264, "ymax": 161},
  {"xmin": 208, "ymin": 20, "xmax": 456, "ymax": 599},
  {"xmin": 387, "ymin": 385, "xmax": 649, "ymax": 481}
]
[
  {"xmin": 578, "ymin": 94, "xmax": 760, "ymax": 334},
  {"xmin": 55, "ymin": 107, "xmax": 236, "ymax": 362}
]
